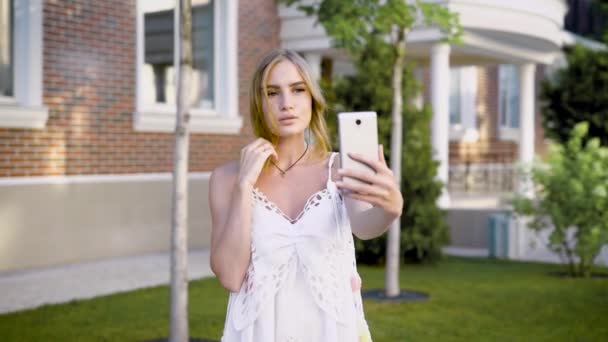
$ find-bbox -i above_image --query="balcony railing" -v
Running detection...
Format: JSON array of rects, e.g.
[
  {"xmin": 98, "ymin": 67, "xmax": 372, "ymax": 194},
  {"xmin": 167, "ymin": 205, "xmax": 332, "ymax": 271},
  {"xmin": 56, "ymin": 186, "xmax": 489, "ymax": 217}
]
[
  {"xmin": 448, "ymin": 139, "xmax": 517, "ymax": 193},
  {"xmin": 449, "ymin": 163, "xmax": 516, "ymax": 193}
]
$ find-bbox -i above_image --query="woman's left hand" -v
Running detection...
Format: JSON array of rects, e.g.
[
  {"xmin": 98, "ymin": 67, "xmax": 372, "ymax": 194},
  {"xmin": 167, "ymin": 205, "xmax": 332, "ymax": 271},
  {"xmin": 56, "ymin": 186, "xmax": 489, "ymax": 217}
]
[{"xmin": 335, "ymin": 145, "xmax": 404, "ymax": 218}]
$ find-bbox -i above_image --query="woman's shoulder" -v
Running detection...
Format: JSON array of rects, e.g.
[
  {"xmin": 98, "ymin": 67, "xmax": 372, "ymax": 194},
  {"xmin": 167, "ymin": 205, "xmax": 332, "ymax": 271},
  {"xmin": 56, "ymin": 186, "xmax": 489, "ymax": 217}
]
[{"xmin": 210, "ymin": 160, "xmax": 239, "ymax": 188}]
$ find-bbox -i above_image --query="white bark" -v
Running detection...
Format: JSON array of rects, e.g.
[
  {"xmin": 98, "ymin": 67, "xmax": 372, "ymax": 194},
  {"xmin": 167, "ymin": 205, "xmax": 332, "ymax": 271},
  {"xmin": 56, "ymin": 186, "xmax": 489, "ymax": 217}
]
[
  {"xmin": 385, "ymin": 27, "xmax": 407, "ymax": 298},
  {"xmin": 170, "ymin": 0, "xmax": 192, "ymax": 341}
]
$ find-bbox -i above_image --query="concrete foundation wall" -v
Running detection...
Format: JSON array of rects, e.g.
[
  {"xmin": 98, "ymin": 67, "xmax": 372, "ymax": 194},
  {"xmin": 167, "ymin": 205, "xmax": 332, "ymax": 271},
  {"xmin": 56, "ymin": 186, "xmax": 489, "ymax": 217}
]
[
  {"xmin": 445, "ymin": 210, "xmax": 608, "ymax": 267},
  {"xmin": 0, "ymin": 173, "xmax": 211, "ymax": 273},
  {"xmin": 447, "ymin": 209, "xmax": 505, "ymax": 249}
]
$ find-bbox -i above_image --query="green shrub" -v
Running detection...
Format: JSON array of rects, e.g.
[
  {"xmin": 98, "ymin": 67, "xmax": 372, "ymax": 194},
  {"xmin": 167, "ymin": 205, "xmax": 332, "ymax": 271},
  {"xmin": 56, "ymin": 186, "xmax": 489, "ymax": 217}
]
[{"xmin": 512, "ymin": 122, "xmax": 608, "ymax": 277}]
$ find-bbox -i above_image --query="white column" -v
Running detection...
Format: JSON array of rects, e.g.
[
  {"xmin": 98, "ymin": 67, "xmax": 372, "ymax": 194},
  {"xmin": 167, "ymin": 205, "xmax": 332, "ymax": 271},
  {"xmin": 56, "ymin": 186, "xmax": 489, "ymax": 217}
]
[
  {"xmin": 518, "ymin": 63, "xmax": 536, "ymax": 197},
  {"xmin": 431, "ymin": 43, "xmax": 451, "ymax": 208},
  {"xmin": 303, "ymin": 52, "xmax": 322, "ymax": 82}
]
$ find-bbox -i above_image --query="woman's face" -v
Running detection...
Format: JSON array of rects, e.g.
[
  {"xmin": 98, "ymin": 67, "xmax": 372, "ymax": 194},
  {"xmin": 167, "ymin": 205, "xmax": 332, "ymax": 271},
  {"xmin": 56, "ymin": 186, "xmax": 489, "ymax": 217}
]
[{"xmin": 262, "ymin": 60, "xmax": 312, "ymax": 138}]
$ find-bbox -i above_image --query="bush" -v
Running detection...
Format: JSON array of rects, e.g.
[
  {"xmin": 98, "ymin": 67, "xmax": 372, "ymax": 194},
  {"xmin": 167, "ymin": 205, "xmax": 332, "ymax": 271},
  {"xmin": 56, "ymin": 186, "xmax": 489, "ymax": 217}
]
[{"xmin": 512, "ymin": 122, "xmax": 608, "ymax": 277}]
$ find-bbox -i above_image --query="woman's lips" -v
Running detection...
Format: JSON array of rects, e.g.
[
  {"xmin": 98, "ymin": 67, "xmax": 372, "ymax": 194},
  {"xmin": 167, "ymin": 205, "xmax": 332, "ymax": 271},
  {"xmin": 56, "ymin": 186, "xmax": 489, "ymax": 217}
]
[{"xmin": 279, "ymin": 116, "xmax": 297, "ymax": 124}]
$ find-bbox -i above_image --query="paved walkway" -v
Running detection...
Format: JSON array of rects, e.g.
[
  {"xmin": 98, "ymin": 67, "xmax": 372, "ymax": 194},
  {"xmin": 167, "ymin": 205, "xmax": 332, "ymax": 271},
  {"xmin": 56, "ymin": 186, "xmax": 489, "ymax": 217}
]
[{"xmin": 0, "ymin": 249, "xmax": 213, "ymax": 314}]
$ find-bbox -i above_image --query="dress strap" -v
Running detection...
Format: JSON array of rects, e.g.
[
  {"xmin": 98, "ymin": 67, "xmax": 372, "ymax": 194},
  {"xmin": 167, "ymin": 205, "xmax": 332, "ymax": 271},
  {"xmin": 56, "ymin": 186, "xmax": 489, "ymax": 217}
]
[
  {"xmin": 326, "ymin": 152, "xmax": 339, "ymax": 188},
  {"xmin": 327, "ymin": 151, "xmax": 348, "ymax": 245}
]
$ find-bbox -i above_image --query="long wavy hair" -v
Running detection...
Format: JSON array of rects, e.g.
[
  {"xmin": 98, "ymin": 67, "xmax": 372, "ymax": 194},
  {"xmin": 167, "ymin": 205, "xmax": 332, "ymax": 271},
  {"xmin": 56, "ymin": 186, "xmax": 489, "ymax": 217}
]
[{"xmin": 249, "ymin": 49, "xmax": 331, "ymax": 165}]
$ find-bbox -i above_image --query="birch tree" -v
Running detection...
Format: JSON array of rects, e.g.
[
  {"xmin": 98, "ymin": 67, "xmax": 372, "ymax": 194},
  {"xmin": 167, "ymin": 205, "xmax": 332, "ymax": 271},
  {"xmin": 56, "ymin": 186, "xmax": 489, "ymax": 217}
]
[
  {"xmin": 170, "ymin": 0, "xmax": 192, "ymax": 340},
  {"xmin": 280, "ymin": 0, "xmax": 462, "ymax": 298}
]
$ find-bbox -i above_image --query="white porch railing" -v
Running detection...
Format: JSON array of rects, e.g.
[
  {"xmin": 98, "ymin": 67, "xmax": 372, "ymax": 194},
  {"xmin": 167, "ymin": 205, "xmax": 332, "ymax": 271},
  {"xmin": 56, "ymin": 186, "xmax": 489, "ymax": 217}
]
[{"xmin": 449, "ymin": 162, "xmax": 517, "ymax": 193}]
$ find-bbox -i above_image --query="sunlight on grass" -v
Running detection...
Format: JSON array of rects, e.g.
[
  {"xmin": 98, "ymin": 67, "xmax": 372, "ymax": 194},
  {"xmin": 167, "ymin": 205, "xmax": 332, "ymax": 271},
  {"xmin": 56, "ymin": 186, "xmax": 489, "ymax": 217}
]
[{"xmin": 0, "ymin": 257, "xmax": 606, "ymax": 341}]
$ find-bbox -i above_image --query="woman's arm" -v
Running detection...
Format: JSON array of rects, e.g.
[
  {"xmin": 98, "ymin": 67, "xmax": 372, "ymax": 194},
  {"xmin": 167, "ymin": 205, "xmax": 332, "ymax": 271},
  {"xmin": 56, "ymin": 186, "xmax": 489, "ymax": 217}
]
[
  {"xmin": 344, "ymin": 199, "xmax": 399, "ymax": 240},
  {"xmin": 209, "ymin": 165, "xmax": 253, "ymax": 292},
  {"xmin": 209, "ymin": 138, "xmax": 278, "ymax": 292},
  {"xmin": 335, "ymin": 145, "xmax": 404, "ymax": 240}
]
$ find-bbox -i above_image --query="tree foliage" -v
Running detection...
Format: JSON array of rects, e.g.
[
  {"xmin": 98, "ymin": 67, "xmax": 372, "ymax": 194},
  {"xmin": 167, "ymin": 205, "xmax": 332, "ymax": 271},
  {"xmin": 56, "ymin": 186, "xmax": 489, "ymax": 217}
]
[
  {"xmin": 541, "ymin": 44, "xmax": 608, "ymax": 146},
  {"xmin": 512, "ymin": 122, "xmax": 608, "ymax": 277},
  {"xmin": 282, "ymin": 0, "xmax": 461, "ymax": 56}
]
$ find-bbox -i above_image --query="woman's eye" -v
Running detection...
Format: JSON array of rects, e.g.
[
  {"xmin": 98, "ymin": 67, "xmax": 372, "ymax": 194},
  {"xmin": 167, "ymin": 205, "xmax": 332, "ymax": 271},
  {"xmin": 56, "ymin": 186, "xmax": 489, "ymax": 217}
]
[
  {"xmin": 267, "ymin": 91, "xmax": 278, "ymax": 97},
  {"xmin": 293, "ymin": 87, "xmax": 306, "ymax": 94}
]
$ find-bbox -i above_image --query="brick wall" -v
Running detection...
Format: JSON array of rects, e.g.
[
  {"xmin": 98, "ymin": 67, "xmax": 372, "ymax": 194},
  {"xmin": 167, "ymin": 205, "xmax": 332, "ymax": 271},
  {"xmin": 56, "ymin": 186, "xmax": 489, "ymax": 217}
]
[
  {"xmin": 477, "ymin": 66, "xmax": 499, "ymax": 141},
  {"xmin": 0, "ymin": 0, "xmax": 280, "ymax": 177}
]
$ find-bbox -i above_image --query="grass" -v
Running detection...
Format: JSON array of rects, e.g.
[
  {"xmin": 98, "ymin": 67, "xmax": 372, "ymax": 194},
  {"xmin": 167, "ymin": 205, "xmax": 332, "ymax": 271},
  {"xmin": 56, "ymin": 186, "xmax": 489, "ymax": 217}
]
[{"xmin": 0, "ymin": 257, "xmax": 607, "ymax": 341}]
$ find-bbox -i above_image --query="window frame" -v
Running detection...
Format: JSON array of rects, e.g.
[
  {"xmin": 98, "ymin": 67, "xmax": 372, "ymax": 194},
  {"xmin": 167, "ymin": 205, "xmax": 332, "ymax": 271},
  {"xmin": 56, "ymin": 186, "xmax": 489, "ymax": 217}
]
[
  {"xmin": 134, "ymin": 0, "xmax": 242, "ymax": 134},
  {"xmin": 0, "ymin": 0, "xmax": 48, "ymax": 130},
  {"xmin": 0, "ymin": 0, "xmax": 13, "ymax": 100}
]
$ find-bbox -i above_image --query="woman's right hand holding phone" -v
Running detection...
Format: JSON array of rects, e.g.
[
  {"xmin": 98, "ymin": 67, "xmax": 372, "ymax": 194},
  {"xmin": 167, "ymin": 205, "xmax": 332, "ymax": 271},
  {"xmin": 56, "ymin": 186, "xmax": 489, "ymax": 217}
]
[{"xmin": 237, "ymin": 138, "xmax": 278, "ymax": 190}]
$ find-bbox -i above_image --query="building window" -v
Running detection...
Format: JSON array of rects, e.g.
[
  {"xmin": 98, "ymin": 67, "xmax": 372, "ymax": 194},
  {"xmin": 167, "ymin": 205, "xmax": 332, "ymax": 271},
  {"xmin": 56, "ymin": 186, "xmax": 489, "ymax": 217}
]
[
  {"xmin": 142, "ymin": 1, "xmax": 214, "ymax": 109},
  {"xmin": 135, "ymin": 0, "xmax": 241, "ymax": 134},
  {"xmin": 499, "ymin": 64, "xmax": 520, "ymax": 129},
  {"xmin": 449, "ymin": 66, "xmax": 478, "ymax": 142},
  {"xmin": 0, "ymin": 0, "xmax": 13, "ymax": 98},
  {"xmin": 0, "ymin": 0, "xmax": 48, "ymax": 129}
]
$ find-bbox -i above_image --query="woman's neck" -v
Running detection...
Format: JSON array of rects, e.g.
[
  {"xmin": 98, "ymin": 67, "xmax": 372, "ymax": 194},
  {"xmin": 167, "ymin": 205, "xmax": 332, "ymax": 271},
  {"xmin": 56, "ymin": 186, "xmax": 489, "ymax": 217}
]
[{"xmin": 274, "ymin": 133, "xmax": 309, "ymax": 168}]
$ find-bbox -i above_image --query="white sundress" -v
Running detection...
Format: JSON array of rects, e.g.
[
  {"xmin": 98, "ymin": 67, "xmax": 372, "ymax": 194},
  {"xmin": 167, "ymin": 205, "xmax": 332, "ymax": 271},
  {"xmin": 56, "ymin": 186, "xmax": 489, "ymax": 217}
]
[{"xmin": 220, "ymin": 152, "xmax": 372, "ymax": 342}]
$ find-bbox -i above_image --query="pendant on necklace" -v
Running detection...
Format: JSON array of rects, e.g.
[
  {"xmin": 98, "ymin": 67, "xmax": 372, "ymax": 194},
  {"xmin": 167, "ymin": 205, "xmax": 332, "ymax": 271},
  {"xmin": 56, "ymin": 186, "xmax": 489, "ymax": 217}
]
[{"xmin": 271, "ymin": 143, "xmax": 308, "ymax": 178}]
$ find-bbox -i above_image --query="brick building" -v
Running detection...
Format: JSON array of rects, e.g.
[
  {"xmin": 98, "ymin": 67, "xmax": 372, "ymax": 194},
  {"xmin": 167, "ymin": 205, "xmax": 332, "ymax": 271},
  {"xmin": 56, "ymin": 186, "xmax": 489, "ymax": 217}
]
[
  {"xmin": 0, "ymin": 0, "xmax": 602, "ymax": 273},
  {"xmin": 0, "ymin": 0, "xmax": 278, "ymax": 273}
]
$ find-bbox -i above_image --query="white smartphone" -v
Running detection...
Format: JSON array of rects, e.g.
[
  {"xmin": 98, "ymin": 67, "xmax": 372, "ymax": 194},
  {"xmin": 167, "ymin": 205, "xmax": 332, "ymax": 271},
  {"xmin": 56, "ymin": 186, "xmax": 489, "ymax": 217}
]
[{"xmin": 337, "ymin": 111, "xmax": 379, "ymax": 186}]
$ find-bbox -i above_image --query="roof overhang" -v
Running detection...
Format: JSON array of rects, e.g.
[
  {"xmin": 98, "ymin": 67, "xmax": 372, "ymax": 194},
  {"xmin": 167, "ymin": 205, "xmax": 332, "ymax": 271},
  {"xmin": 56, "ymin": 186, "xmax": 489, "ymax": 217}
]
[{"xmin": 280, "ymin": 0, "xmax": 570, "ymax": 66}]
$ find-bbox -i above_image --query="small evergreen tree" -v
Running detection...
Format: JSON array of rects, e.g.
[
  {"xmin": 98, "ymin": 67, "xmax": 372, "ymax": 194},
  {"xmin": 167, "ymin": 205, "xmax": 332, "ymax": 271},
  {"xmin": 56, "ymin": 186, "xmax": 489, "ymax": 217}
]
[
  {"xmin": 541, "ymin": 44, "xmax": 608, "ymax": 146},
  {"xmin": 326, "ymin": 41, "xmax": 449, "ymax": 264}
]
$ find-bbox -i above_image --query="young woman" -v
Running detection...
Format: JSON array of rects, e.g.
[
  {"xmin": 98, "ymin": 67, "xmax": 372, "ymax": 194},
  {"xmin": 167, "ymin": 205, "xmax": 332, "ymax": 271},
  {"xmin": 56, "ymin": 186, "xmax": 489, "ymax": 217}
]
[{"xmin": 209, "ymin": 49, "xmax": 403, "ymax": 341}]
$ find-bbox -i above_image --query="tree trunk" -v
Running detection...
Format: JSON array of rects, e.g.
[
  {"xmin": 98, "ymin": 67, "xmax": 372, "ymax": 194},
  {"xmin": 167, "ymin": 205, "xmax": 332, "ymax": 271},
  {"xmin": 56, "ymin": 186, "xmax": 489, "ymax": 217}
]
[
  {"xmin": 170, "ymin": 0, "xmax": 192, "ymax": 341},
  {"xmin": 561, "ymin": 239, "xmax": 577, "ymax": 277},
  {"xmin": 385, "ymin": 27, "xmax": 407, "ymax": 298}
]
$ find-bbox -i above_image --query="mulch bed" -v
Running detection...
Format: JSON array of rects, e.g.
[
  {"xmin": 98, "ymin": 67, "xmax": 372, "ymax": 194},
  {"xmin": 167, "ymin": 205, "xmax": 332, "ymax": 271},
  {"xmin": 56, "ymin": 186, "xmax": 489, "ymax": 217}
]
[{"xmin": 362, "ymin": 288, "xmax": 430, "ymax": 303}]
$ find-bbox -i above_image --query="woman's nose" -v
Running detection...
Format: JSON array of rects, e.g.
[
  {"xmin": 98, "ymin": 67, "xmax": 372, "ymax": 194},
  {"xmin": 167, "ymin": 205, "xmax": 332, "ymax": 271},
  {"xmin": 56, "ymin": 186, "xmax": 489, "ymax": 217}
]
[{"xmin": 280, "ymin": 92, "xmax": 293, "ymax": 110}]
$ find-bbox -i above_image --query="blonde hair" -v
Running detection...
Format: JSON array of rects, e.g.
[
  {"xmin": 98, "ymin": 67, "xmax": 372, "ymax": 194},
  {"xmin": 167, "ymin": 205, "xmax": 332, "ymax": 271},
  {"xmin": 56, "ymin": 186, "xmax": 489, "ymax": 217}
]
[{"xmin": 249, "ymin": 49, "xmax": 331, "ymax": 163}]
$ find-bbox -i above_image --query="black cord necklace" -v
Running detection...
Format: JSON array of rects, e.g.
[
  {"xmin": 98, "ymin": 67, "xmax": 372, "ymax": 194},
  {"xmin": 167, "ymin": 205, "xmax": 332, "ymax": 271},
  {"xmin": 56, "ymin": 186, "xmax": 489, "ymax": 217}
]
[{"xmin": 270, "ymin": 143, "xmax": 309, "ymax": 177}]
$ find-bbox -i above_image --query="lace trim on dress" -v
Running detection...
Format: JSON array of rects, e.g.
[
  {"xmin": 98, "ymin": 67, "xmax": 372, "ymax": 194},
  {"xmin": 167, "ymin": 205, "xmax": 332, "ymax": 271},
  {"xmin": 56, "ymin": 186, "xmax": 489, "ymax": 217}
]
[
  {"xmin": 232, "ymin": 244, "xmax": 298, "ymax": 330},
  {"xmin": 231, "ymin": 223, "xmax": 354, "ymax": 329},
  {"xmin": 299, "ymin": 237, "xmax": 353, "ymax": 324},
  {"xmin": 229, "ymin": 153, "xmax": 369, "ymax": 335},
  {"xmin": 251, "ymin": 188, "xmax": 331, "ymax": 225}
]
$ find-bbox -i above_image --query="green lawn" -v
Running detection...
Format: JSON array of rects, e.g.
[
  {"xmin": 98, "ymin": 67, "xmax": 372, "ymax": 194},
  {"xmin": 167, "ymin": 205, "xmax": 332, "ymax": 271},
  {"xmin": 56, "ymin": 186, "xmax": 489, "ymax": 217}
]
[{"xmin": 1, "ymin": 257, "xmax": 607, "ymax": 341}]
